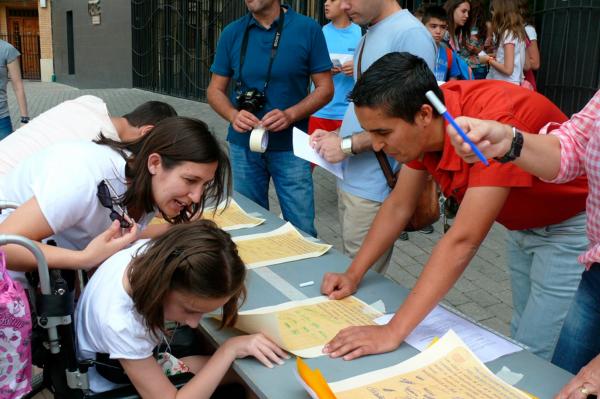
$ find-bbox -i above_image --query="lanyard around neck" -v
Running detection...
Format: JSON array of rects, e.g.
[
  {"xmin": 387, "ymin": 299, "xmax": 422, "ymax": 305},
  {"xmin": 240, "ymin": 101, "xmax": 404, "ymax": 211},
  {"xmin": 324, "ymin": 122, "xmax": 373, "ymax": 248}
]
[{"xmin": 237, "ymin": 7, "xmax": 285, "ymax": 93}]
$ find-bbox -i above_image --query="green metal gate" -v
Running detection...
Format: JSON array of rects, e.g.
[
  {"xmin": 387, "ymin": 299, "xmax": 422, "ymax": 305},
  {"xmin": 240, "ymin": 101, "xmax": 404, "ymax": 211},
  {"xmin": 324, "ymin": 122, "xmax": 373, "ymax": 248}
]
[
  {"xmin": 533, "ymin": 0, "xmax": 600, "ymax": 116},
  {"xmin": 132, "ymin": 0, "xmax": 326, "ymax": 101}
]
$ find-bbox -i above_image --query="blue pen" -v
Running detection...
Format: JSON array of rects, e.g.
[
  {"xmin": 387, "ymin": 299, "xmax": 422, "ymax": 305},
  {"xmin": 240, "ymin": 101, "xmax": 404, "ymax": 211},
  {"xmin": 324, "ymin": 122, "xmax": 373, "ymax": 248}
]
[{"xmin": 425, "ymin": 90, "xmax": 489, "ymax": 166}]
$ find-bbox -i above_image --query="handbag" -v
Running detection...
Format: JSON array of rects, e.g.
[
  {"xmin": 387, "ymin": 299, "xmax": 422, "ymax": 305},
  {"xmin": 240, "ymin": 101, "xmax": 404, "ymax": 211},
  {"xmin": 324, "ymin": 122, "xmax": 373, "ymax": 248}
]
[
  {"xmin": 374, "ymin": 151, "xmax": 440, "ymax": 232},
  {"xmin": 0, "ymin": 250, "xmax": 32, "ymax": 399},
  {"xmin": 356, "ymin": 38, "xmax": 440, "ymax": 232}
]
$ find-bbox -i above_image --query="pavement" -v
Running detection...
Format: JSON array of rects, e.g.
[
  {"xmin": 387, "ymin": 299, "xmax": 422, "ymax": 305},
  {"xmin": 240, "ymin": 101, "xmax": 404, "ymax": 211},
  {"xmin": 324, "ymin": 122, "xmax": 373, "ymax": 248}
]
[{"xmin": 8, "ymin": 80, "xmax": 513, "ymax": 337}]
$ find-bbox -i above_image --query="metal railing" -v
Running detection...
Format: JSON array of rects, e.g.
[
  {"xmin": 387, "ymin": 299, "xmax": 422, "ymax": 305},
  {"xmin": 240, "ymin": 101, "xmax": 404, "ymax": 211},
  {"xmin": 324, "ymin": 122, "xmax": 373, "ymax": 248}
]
[
  {"xmin": 131, "ymin": 0, "xmax": 325, "ymax": 101},
  {"xmin": 132, "ymin": 0, "xmax": 599, "ymax": 115},
  {"xmin": 533, "ymin": 0, "xmax": 600, "ymax": 116}
]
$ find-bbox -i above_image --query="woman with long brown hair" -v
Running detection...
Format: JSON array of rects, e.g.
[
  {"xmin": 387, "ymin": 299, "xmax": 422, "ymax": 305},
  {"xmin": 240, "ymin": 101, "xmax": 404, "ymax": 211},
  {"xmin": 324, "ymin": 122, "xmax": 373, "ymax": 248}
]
[
  {"xmin": 0, "ymin": 116, "xmax": 230, "ymax": 288},
  {"xmin": 443, "ymin": 0, "xmax": 472, "ymax": 51}
]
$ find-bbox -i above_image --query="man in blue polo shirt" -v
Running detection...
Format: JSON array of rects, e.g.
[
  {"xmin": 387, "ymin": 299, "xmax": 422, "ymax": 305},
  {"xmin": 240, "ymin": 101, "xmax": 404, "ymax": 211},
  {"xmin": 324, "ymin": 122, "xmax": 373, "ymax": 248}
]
[{"xmin": 207, "ymin": 0, "xmax": 333, "ymax": 237}]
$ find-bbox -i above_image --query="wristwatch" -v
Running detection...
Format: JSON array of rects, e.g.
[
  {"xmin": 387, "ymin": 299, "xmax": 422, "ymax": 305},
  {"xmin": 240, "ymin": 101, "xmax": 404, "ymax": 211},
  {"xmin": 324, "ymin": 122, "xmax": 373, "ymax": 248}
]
[
  {"xmin": 20, "ymin": 116, "xmax": 30, "ymax": 124},
  {"xmin": 495, "ymin": 126, "xmax": 523, "ymax": 163},
  {"xmin": 340, "ymin": 136, "xmax": 354, "ymax": 156}
]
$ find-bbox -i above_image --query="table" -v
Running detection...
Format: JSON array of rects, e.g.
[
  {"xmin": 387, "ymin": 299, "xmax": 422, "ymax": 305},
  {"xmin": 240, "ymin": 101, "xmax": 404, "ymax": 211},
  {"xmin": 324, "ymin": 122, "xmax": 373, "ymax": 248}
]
[{"xmin": 200, "ymin": 194, "xmax": 573, "ymax": 398}]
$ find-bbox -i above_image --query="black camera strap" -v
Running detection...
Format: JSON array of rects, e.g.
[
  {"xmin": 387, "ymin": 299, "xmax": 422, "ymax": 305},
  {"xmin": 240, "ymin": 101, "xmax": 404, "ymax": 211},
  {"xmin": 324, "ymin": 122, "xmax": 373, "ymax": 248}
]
[{"xmin": 236, "ymin": 6, "xmax": 285, "ymax": 94}]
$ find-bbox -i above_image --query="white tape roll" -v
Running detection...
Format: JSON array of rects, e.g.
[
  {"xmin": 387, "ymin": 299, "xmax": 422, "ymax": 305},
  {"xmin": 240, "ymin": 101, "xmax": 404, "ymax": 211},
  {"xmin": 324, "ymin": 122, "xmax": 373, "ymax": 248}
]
[{"xmin": 249, "ymin": 127, "xmax": 268, "ymax": 153}]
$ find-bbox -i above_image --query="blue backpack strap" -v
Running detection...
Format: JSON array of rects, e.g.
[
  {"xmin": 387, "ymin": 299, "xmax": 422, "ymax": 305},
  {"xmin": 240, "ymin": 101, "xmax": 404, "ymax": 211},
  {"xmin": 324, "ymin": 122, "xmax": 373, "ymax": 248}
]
[{"xmin": 445, "ymin": 47, "xmax": 453, "ymax": 81}]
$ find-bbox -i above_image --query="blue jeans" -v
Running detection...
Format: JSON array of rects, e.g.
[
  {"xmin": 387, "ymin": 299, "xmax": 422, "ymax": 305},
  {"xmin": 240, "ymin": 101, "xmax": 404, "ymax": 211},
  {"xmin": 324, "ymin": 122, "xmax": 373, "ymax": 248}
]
[
  {"xmin": 229, "ymin": 143, "xmax": 316, "ymax": 237},
  {"xmin": 552, "ymin": 264, "xmax": 600, "ymax": 374},
  {"xmin": 0, "ymin": 115, "xmax": 13, "ymax": 140},
  {"xmin": 507, "ymin": 212, "xmax": 588, "ymax": 360}
]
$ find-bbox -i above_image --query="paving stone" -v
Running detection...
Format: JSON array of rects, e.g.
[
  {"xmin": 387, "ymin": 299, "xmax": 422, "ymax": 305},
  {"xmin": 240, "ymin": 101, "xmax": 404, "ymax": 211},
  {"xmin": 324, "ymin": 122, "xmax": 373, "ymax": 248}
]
[
  {"xmin": 456, "ymin": 302, "xmax": 492, "ymax": 322},
  {"xmin": 480, "ymin": 317, "xmax": 511, "ymax": 338},
  {"xmin": 442, "ymin": 289, "xmax": 471, "ymax": 307},
  {"xmin": 464, "ymin": 289, "xmax": 501, "ymax": 308},
  {"xmin": 487, "ymin": 302, "xmax": 514, "ymax": 324}
]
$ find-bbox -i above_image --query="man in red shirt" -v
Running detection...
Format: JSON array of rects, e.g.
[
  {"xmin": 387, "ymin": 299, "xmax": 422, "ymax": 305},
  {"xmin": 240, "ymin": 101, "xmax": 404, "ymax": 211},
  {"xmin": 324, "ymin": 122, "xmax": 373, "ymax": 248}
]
[{"xmin": 320, "ymin": 52, "xmax": 588, "ymax": 361}]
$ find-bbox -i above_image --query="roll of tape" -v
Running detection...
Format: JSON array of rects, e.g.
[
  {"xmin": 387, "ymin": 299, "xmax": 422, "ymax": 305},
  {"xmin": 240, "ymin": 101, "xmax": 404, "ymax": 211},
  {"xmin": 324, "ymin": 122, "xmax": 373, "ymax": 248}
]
[{"xmin": 249, "ymin": 127, "xmax": 268, "ymax": 153}]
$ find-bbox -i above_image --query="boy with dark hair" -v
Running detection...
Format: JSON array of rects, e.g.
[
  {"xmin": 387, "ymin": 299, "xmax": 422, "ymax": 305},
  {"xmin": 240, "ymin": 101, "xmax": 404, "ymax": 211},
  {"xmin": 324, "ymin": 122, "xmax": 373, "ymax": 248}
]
[
  {"xmin": 0, "ymin": 96, "xmax": 177, "ymax": 176},
  {"xmin": 122, "ymin": 101, "xmax": 177, "ymax": 129},
  {"xmin": 423, "ymin": 5, "xmax": 472, "ymax": 82},
  {"xmin": 320, "ymin": 52, "xmax": 588, "ymax": 362}
]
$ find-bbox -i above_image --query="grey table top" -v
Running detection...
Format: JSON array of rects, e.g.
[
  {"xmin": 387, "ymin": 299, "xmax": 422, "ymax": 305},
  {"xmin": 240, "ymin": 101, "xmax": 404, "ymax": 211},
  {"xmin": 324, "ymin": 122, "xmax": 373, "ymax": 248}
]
[{"xmin": 200, "ymin": 194, "xmax": 573, "ymax": 399}]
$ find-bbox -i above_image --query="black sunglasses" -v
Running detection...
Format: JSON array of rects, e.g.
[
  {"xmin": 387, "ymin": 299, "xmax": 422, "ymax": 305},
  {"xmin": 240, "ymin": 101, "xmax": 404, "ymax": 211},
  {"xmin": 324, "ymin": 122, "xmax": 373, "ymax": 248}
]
[{"xmin": 97, "ymin": 180, "xmax": 132, "ymax": 229}]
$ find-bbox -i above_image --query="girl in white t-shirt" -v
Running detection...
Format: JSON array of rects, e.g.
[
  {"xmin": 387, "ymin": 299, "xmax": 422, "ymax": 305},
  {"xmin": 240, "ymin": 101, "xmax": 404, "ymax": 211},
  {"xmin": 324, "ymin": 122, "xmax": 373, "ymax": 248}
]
[
  {"xmin": 0, "ymin": 116, "xmax": 231, "ymax": 285},
  {"xmin": 76, "ymin": 220, "xmax": 287, "ymax": 396},
  {"xmin": 483, "ymin": 0, "xmax": 529, "ymax": 85}
]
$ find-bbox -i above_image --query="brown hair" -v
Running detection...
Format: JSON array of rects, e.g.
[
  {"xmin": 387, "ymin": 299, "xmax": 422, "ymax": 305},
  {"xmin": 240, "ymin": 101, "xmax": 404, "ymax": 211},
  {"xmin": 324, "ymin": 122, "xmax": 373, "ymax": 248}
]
[
  {"xmin": 128, "ymin": 220, "xmax": 246, "ymax": 337},
  {"xmin": 517, "ymin": 0, "xmax": 535, "ymax": 26},
  {"xmin": 96, "ymin": 116, "xmax": 231, "ymax": 224},
  {"xmin": 443, "ymin": 0, "xmax": 471, "ymax": 48},
  {"xmin": 491, "ymin": 0, "xmax": 526, "ymax": 43}
]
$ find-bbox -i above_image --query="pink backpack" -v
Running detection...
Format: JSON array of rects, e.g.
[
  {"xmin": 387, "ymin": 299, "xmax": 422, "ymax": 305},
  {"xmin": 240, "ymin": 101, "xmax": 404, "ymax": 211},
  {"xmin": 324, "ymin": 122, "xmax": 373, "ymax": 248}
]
[{"xmin": 0, "ymin": 250, "xmax": 32, "ymax": 399}]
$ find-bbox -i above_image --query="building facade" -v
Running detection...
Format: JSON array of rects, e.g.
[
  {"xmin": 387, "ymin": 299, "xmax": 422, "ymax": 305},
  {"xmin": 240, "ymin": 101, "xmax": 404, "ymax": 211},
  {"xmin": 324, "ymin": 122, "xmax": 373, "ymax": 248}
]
[{"xmin": 0, "ymin": 0, "xmax": 52, "ymax": 81}]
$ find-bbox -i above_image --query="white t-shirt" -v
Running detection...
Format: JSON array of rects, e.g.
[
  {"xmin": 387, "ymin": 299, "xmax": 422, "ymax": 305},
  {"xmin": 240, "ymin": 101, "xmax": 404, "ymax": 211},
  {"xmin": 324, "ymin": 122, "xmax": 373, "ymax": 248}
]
[
  {"xmin": 0, "ymin": 95, "xmax": 119, "ymax": 176},
  {"xmin": 75, "ymin": 240, "xmax": 159, "ymax": 393},
  {"xmin": 486, "ymin": 31, "xmax": 526, "ymax": 85},
  {"xmin": 525, "ymin": 25, "xmax": 537, "ymax": 41},
  {"xmin": 0, "ymin": 141, "xmax": 155, "ymax": 286}
]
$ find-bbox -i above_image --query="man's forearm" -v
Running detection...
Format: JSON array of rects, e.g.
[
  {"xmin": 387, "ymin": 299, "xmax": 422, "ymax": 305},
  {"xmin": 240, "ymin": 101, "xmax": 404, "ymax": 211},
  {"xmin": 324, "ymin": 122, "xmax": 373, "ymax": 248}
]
[
  {"xmin": 387, "ymin": 234, "xmax": 480, "ymax": 341},
  {"xmin": 515, "ymin": 132, "xmax": 562, "ymax": 181},
  {"xmin": 348, "ymin": 131, "xmax": 374, "ymax": 154},
  {"xmin": 207, "ymin": 87, "xmax": 237, "ymax": 124},
  {"xmin": 286, "ymin": 85, "xmax": 332, "ymax": 124}
]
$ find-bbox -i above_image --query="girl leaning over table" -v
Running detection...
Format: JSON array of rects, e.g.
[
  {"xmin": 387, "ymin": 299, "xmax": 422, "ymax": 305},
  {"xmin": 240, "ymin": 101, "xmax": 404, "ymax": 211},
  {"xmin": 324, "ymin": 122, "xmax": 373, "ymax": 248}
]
[{"xmin": 75, "ymin": 220, "xmax": 287, "ymax": 397}]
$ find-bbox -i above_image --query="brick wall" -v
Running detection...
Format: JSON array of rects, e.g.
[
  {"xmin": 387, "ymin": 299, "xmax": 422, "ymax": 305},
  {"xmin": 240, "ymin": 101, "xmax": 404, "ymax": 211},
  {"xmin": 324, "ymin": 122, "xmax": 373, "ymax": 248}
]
[{"xmin": 38, "ymin": 0, "xmax": 52, "ymax": 59}]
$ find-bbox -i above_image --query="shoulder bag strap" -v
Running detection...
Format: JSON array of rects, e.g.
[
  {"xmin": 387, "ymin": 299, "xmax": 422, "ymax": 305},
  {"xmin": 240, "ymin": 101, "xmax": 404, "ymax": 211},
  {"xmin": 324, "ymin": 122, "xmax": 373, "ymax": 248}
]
[{"xmin": 358, "ymin": 36, "xmax": 397, "ymax": 189}]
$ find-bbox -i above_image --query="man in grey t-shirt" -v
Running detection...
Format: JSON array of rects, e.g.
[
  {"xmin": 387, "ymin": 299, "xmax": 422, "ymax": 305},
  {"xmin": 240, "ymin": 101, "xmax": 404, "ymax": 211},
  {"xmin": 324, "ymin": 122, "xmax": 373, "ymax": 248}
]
[
  {"xmin": 312, "ymin": 0, "xmax": 436, "ymax": 274},
  {"xmin": 0, "ymin": 39, "xmax": 29, "ymax": 140}
]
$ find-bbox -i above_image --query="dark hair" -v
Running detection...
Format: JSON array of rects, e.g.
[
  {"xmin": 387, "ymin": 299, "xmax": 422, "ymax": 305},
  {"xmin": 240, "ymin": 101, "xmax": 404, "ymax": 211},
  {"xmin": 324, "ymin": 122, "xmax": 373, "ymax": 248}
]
[
  {"xmin": 413, "ymin": 5, "xmax": 426, "ymax": 19},
  {"xmin": 444, "ymin": 0, "xmax": 471, "ymax": 48},
  {"xmin": 129, "ymin": 220, "xmax": 246, "ymax": 337},
  {"xmin": 518, "ymin": 0, "xmax": 535, "ymax": 26},
  {"xmin": 468, "ymin": 0, "xmax": 489, "ymax": 40},
  {"xmin": 422, "ymin": 5, "xmax": 448, "ymax": 24},
  {"xmin": 96, "ymin": 116, "xmax": 231, "ymax": 223},
  {"xmin": 349, "ymin": 52, "xmax": 443, "ymax": 123},
  {"xmin": 122, "ymin": 101, "xmax": 177, "ymax": 127}
]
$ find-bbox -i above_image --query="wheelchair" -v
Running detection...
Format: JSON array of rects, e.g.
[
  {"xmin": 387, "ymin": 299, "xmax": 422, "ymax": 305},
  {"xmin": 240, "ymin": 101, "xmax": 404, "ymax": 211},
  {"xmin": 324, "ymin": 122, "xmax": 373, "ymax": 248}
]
[{"xmin": 0, "ymin": 204, "xmax": 243, "ymax": 398}]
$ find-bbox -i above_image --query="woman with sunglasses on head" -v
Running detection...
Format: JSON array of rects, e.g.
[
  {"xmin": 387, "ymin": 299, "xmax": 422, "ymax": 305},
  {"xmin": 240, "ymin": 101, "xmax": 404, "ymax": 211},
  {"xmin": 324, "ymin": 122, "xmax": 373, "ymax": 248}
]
[
  {"xmin": 0, "ymin": 116, "xmax": 230, "ymax": 288},
  {"xmin": 76, "ymin": 220, "xmax": 287, "ymax": 397}
]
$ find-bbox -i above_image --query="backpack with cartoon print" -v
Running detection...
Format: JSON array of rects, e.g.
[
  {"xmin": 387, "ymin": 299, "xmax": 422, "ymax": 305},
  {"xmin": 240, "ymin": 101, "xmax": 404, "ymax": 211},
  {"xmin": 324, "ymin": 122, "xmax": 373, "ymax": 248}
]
[{"xmin": 0, "ymin": 250, "xmax": 32, "ymax": 399}]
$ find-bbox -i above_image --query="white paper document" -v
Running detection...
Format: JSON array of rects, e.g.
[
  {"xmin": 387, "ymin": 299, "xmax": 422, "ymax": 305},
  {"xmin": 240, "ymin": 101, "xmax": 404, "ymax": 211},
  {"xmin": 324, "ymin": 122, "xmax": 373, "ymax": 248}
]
[
  {"xmin": 375, "ymin": 305, "xmax": 522, "ymax": 363},
  {"xmin": 292, "ymin": 127, "xmax": 344, "ymax": 179},
  {"xmin": 330, "ymin": 53, "xmax": 353, "ymax": 68}
]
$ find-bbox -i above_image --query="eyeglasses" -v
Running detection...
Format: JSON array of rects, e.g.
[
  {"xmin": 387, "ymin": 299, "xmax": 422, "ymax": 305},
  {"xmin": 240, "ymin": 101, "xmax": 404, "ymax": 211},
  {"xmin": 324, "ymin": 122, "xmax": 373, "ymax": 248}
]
[
  {"xmin": 97, "ymin": 180, "xmax": 132, "ymax": 228},
  {"xmin": 441, "ymin": 195, "xmax": 459, "ymax": 233}
]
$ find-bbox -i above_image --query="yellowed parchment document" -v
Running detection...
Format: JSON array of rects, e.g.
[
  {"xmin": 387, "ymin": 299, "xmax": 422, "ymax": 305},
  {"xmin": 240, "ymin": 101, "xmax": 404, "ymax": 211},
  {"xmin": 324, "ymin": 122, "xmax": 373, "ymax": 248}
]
[
  {"xmin": 149, "ymin": 198, "xmax": 265, "ymax": 231},
  {"xmin": 232, "ymin": 223, "xmax": 331, "ymax": 269},
  {"xmin": 233, "ymin": 296, "xmax": 383, "ymax": 358},
  {"xmin": 329, "ymin": 329, "xmax": 530, "ymax": 399}
]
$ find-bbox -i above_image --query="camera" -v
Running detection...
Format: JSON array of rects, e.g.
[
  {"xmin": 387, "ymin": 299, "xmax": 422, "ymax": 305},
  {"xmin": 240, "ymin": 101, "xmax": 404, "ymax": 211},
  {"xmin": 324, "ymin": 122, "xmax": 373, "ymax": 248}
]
[{"xmin": 236, "ymin": 88, "xmax": 266, "ymax": 114}]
